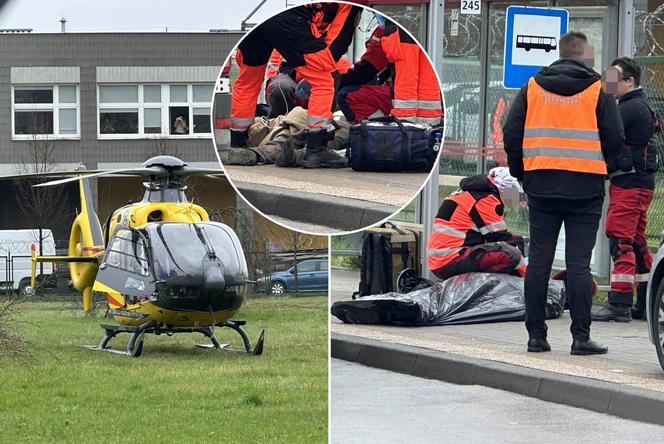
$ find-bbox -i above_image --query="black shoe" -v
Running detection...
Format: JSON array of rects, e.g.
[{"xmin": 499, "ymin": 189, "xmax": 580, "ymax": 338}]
[
  {"xmin": 527, "ymin": 337, "xmax": 551, "ymax": 352},
  {"xmin": 301, "ymin": 129, "xmax": 348, "ymax": 169},
  {"xmin": 276, "ymin": 139, "xmax": 297, "ymax": 167},
  {"xmin": 230, "ymin": 128, "xmax": 248, "ymax": 148},
  {"xmin": 571, "ymin": 339, "xmax": 608, "ymax": 355},
  {"xmin": 631, "ymin": 305, "xmax": 646, "ymax": 320},
  {"xmin": 591, "ymin": 304, "xmax": 631, "ymax": 322}
]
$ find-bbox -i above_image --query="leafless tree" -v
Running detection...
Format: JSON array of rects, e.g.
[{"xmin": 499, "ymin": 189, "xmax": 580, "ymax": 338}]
[{"xmin": 14, "ymin": 115, "xmax": 72, "ymax": 288}]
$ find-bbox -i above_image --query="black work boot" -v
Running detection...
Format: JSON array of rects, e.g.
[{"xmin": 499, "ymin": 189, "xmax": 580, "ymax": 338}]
[
  {"xmin": 276, "ymin": 139, "xmax": 297, "ymax": 167},
  {"xmin": 302, "ymin": 128, "xmax": 348, "ymax": 169},
  {"xmin": 571, "ymin": 338, "xmax": 608, "ymax": 355},
  {"xmin": 230, "ymin": 128, "xmax": 248, "ymax": 148},
  {"xmin": 632, "ymin": 283, "xmax": 647, "ymax": 320},
  {"xmin": 527, "ymin": 337, "xmax": 551, "ymax": 353},
  {"xmin": 591, "ymin": 303, "xmax": 631, "ymax": 322}
]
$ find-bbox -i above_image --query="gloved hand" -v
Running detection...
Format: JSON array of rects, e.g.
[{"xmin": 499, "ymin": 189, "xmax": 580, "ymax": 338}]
[{"xmin": 616, "ymin": 145, "xmax": 634, "ymax": 172}]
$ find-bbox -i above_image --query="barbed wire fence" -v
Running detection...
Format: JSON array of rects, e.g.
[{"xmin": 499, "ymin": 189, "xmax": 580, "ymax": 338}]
[{"xmin": 635, "ymin": 5, "xmax": 664, "ymax": 247}]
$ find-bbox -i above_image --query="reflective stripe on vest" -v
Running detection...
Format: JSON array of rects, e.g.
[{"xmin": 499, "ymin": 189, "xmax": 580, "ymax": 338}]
[
  {"xmin": 478, "ymin": 220, "xmax": 507, "ymax": 235},
  {"xmin": 432, "ymin": 224, "xmax": 467, "ymax": 239},
  {"xmin": 523, "ymin": 78, "xmax": 606, "ymax": 175},
  {"xmin": 428, "ymin": 247, "xmax": 463, "ymax": 257}
]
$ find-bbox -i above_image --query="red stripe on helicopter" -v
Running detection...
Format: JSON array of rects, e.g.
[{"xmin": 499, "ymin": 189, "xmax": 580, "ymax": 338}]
[
  {"xmin": 107, "ymin": 293, "xmax": 123, "ymax": 308},
  {"xmin": 82, "ymin": 247, "xmax": 104, "ymax": 253}
]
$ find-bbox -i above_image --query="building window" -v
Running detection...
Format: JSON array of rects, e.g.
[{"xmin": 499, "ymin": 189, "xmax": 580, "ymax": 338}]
[
  {"xmin": 12, "ymin": 85, "xmax": 80, "ymax": 139},
  {"xmin": 97, "ymin": 83, "xmax": 214, "ymax": 139}
]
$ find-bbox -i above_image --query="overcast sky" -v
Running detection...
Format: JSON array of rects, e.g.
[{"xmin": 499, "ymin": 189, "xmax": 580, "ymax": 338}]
[{"xmin": 0, "ymin": 0, "xmax": 308, "ymax": 33}]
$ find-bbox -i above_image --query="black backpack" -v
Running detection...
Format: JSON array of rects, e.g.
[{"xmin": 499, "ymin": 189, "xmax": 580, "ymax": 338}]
[{"xmin": 352, "ymin": 222, "xmax": 420, "ymax": 299}]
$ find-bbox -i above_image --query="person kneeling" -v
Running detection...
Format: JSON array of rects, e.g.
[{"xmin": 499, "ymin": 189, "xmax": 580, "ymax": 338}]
[{"xmin": 427, "ymin": 167, "xmax": 526, "ymax": 280}]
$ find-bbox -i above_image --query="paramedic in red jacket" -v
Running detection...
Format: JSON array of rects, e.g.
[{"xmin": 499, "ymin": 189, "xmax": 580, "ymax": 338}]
[
  {"xmin": 592, "ymin": 57, "xmax": 659, "ymax": 322},
  {"xmin": 230, "ymin": 3, "xmax": 361, "ymax": 168},
  {"xmin": 427, "ymin": 168, "xmax": 527, "ymax": 280}
]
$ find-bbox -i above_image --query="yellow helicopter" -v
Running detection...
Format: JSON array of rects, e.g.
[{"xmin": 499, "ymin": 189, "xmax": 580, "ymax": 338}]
[{"xmin": 13, "ymin": 155, "xmax": 264, "ymax": 357}]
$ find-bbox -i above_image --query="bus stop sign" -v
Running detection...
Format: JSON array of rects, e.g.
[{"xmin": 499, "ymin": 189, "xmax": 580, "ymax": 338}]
[{"xmin": 503, "ymin": 6, "xmax": 568, "ymax": 89}]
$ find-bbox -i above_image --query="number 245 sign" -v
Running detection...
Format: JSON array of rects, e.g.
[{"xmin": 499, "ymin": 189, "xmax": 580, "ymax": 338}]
[{"xmin": 461, "ymin": 0, "xmax": 481, "ymax": 15}]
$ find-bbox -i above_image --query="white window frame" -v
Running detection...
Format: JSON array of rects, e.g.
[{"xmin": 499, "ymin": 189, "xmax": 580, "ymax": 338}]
[
  {"xmin": 97, "ymin": 83, "xmax": 213, "ymax": 140},
  {"xmin": 11, "ymin": 84, "xmax": 80, "ymax": 140}
]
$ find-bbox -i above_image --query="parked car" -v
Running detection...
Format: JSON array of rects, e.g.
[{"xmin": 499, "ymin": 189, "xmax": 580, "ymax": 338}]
[
  {"xmin": 256, "ymin": 259, "xmax": 328, "ymax": 295},
  {"xmin": 646, "ymin": 233, "xmax": 664, "ymax": 370}
]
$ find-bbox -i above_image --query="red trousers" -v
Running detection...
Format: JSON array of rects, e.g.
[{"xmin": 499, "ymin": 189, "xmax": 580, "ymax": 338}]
[
  {"xmin": 606, "ymin": 184, "xmax": 654, "ymax": 305},
  {"xmin": 381, "ymin": 30, "xmax": 442, "ymax": 125},
  {"xmin": 337, "ymin": 84, "xmax": 392, "ymax": 122}
]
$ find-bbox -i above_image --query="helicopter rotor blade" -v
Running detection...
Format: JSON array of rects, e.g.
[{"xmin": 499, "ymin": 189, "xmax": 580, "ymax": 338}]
[
  {"xmin": 33, "ymin": 166, "xmax": 167, "ymax": 187},
  {"xmin": 0, "ymin": 169, "xmax": 109, "ymax": 181},
  {"xmin": 173, "ymin": 167, "xmax": 225, "ymax": 177}
]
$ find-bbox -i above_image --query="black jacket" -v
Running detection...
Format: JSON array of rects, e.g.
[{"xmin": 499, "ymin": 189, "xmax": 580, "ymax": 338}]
[
  {"xmin": 503, "ymin": 59, "xmax": 624, "ymax": 200},
  {"xmin": 611, "ymin": 88, "xmax": 656, "ymax": 190}
]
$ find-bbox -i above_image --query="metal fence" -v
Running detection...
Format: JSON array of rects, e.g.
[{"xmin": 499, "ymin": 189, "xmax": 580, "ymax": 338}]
[{"xmin": 635, "ymin": 55, "xmax": 664, "ymax": 247}]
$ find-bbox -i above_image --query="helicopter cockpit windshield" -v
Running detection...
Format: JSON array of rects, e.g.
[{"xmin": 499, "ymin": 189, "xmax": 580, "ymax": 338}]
[
  {"xmin": 146, "ymin": 222, "xmax": 247, "ymax": 285},
  {"xmin": 98, "ymin": 222, "xmax": 248, "ymax": 311}
]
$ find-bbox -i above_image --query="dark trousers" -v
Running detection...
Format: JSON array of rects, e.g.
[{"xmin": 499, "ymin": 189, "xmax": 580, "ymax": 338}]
[{"xmin": 525, "ymin": 197, "xmax": 603, "ymax": 342}]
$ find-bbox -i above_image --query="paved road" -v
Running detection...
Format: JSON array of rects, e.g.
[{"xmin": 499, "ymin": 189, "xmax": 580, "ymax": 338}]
[{"xmin": 331, "ymin": 359, "xmax": 664, "ymax": 443}]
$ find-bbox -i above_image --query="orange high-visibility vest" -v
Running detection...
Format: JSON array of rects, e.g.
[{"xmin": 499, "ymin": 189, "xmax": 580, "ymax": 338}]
[
  {"xmin": 523, "ymin": 78, "xmax": 606, "ymax": 175},
  {"xmin": 427, "ymin": 191, "xmax": 507, "ymax": 271}
]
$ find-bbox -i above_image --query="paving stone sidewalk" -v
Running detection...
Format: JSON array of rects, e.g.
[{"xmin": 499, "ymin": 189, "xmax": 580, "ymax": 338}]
[{"xmin": 330, "ymin": 268, "xmax": 664, "ymax": 393}]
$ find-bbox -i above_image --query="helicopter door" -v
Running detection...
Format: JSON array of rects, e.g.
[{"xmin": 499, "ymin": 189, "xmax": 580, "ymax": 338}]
[{"xmin": 97, "ymin": 228, "xmax": 155, "ymax": 305}]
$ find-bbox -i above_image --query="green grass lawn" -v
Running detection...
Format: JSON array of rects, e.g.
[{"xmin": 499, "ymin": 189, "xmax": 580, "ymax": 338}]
[{"xmin": 0, "ymin": 296, "xmax": 328, "ymax": 443}]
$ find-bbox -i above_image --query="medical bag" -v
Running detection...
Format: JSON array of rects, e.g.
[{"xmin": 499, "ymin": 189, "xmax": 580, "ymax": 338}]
[{"xmin": 347, "ymin": 116, "xmax": 441, "ymax": 172}]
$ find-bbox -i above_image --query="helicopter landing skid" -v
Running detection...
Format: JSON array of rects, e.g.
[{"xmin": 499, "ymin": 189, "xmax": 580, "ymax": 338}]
[{"xmin": 83, "ymin": 320, "xmax": 264, "ymax": 357}]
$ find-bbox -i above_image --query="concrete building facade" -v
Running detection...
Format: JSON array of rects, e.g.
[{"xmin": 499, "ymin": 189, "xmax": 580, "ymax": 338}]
[{"xmin": 0, "ymin": 32, "xmax": 243, "ymax": 172}]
